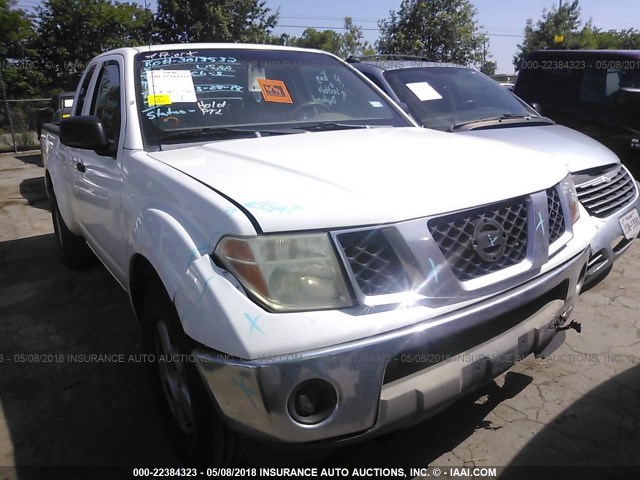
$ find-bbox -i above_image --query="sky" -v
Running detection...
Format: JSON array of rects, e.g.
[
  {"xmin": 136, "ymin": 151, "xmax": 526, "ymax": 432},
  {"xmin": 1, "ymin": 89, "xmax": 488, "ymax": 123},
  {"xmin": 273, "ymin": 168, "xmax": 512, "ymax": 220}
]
[
  {"xmin": 13, "ymin": 0, "xmax": 640, "ymax": 74},
  {"xmin": 265, "ymin": 0, "xmax": 640, "ymax": 74}
]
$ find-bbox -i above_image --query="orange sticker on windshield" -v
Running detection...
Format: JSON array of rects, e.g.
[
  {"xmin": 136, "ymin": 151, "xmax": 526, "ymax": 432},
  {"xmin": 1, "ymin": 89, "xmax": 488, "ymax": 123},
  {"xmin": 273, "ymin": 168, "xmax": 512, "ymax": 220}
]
[{"xmin": 258, "ymin": 79, "xmax": 293, "ymax": 104}]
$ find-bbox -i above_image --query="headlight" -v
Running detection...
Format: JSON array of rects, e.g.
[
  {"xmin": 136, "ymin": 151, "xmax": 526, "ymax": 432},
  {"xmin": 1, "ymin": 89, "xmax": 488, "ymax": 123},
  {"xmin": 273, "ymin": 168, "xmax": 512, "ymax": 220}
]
[
  {"xmin": 214, "ymin": 234, "xmax": 353, "ymax": 312},
  {"xmin": 560, "ymin": 175, "xmax": 580, "ymax": 224}
]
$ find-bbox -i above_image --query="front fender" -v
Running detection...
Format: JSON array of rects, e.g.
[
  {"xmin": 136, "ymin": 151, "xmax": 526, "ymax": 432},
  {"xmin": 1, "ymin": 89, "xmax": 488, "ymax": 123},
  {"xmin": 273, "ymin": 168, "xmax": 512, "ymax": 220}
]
[
  {"xmin": 128, "ymin": 208, "xmax": 225, "ymax": 300},
  {"xmin": 127, "ymin": 207, "xmax": 262, "ymax": 356}
]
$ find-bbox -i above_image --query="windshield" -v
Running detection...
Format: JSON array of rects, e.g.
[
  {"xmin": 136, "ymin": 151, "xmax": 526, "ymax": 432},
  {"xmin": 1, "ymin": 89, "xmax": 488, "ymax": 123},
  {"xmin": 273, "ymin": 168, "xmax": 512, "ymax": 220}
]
[
  {"xmin": 384, "ymin": 67, "xmax": 537, "ymax": 131},
  {"xmin": 135, "ymin": 48, "xmax": 411, "ymax": 147}
]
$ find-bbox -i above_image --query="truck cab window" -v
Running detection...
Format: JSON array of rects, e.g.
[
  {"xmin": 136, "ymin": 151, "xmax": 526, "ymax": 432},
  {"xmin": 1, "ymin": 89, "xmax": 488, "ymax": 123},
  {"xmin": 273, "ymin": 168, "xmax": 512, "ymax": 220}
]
[
  {"xmin": 91, "ymin": 61, "xmax": 122, "ymax": 151},
  {"xmin": 580, "ymin": 67, "xmax": 625, "ymax": 105},
  {"xmin": 73, "ymin": 64, "xmax": 96, "ymax": 116}
]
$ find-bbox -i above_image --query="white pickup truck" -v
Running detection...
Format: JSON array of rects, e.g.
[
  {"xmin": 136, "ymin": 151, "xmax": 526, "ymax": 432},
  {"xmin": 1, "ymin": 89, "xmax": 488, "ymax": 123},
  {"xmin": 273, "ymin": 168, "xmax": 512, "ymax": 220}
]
[{"xmin": 41, "ymin": 44, "xmax": 595, "ymax": 464}]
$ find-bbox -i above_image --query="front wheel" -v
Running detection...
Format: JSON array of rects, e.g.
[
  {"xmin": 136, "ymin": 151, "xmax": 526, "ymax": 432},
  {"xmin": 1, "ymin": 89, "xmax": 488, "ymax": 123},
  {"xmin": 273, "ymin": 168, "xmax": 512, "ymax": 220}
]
[{"xmin": 141, "ymin": 280, "xmax": 241, "ymax": 466}]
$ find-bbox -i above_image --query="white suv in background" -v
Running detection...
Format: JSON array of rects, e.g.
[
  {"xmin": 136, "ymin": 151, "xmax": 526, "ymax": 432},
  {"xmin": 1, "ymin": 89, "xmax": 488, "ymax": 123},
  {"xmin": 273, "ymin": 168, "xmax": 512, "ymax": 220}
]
[{"xmin": 349, "ymin": 55, "xmax": 640, "ymax": 287}]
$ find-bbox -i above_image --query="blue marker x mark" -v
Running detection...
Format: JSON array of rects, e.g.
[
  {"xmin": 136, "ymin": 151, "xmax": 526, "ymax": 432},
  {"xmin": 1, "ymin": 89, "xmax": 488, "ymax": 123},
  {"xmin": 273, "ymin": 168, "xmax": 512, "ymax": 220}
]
[
  {"xmin": 428, "ymin": 258, "xmax": 439, "ymax": 284},
  {"xmin": 488, "ymin": 234, "xmax": 497, "ymax": 247},
  {"xmin": 232, "ymin": 375, "xmax": 259, "ymax": 410},
  {"xmin": 536, "ymin": 212, "xmax": 545, "ymax": 234},
  {"xmin": 245, "ymin": 313, "xmax": 264, "ymax": 336}
]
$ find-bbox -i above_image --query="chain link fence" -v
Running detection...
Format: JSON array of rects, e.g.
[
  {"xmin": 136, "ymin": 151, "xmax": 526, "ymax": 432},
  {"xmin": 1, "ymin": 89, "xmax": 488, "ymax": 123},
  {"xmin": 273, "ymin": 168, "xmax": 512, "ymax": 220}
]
[{"xmin": 0, "ymin": 97, "xmax": 49, "ymax": 153}]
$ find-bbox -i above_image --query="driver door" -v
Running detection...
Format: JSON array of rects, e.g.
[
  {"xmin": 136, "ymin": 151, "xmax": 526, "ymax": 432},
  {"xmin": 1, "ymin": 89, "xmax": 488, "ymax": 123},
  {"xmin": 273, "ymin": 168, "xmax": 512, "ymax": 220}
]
[{"xmin": 72, "ymin": 56, "xmax": 127, "ymax": 285}]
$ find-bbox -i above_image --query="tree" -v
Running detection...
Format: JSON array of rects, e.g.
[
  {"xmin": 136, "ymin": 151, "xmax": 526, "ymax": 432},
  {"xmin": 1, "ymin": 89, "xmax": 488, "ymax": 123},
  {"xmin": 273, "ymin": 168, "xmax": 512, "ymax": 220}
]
[
  {"xmin": 0, "ymin": 0, "xmax": 44, "ymax": 98},
  {"xmin": 514, "ymin": 0, "xmax": 640, "ymax": 69},
  {"xmin": 513, "ymin": 0, "xmax": 584, "ymax": 69},
  {"xmin": 480, "ymin": 60, "xmax": 496, "ymax": 76},
  {"xmin": 341, "ymin": 17, "xmax": 375, "ymax": 57},
  {"xmin": 155, "ymin": 0, "xmax": 277, "ymax": 44},
  {"xmin": 272, "ymin": 17, "xmax": 374, "ymax": 58},
  {"xmin": 376, "ymin": 0, "xmax": 486, "ymax": 65},
  {"xmin": 36, "ymin": 0, "xmax": 153, "ymax": 90},
  {"xmin": 590, "ymin": 27, "xmax": 640, "ymax": 49},
  {"xmin": 292, "ymin": 27, "xmax": 343, "ymax": 55}
]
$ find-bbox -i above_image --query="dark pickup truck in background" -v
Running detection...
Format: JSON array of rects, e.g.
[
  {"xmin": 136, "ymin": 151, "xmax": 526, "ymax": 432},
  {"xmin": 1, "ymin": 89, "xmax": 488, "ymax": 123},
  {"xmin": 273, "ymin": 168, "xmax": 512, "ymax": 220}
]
[{"xmin": 514, "ymin": 50, "xmax": 640, "ymax": 178}]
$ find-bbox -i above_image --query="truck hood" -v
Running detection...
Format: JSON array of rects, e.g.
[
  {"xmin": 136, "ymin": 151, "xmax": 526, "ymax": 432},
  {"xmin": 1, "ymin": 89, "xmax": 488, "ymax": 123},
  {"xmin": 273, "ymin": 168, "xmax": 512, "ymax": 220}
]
[
  {"xmin": 148, "ymin": 127, "xmax": 569, "ymax": 233},
  {"xmin": 460, "ymin": 124, "xmax": 620, "ymax": 172}
]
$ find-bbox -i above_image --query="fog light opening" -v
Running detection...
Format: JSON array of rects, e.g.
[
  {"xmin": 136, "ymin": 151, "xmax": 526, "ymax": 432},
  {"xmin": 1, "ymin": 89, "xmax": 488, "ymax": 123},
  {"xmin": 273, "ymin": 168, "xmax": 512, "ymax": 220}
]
[
  {"xmin": 287, "ymin": 379, "xmax": 338, "ymax": 425},
  {"xmin": 576, "ymin": 262, "xmax": 588, "ymax": 295}
]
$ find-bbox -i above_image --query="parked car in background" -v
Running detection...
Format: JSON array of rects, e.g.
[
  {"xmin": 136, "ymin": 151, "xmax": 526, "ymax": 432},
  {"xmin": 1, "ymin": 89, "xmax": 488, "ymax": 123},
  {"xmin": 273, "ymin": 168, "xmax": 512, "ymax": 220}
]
[
  {"xmin": 35, "ymin": 91, "xmax": 74, "ymax": 137},
  {"xmin": 514, "ymin": 50, "xmax": 640, "ymax": 177},
  {"xmin": 348, "ymin": 55, "xmax": 640, "ymax": 286},
  {"xmin": 41, "ymin": 44, "xmax": 594, "ymax": 464}
]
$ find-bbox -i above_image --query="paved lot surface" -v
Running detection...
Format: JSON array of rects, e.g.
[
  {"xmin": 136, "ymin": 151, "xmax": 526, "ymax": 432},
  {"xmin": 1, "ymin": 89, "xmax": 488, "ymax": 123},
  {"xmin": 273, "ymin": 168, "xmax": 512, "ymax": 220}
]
[{"xmin": 1, "ymin": 151, "xmax": 639, "ymax": 475}]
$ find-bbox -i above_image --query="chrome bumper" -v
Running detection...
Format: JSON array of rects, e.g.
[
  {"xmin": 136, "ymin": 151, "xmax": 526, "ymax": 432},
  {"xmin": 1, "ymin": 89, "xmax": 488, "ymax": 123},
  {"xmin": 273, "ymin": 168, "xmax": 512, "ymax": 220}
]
[{"xmin": 194, "ymin": 247, "xmax": 590, "ymax": 444}]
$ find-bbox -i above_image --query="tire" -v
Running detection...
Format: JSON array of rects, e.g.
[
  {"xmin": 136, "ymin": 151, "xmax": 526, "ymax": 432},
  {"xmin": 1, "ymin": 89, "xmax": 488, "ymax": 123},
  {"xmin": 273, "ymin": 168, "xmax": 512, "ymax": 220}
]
[
  {"xmin": 141, "ymin": 280, "xmax": 241, "ymax": 466},
  {"xmin": 51, "ymin": 196, "xmax": 95, "ymax": 269}
]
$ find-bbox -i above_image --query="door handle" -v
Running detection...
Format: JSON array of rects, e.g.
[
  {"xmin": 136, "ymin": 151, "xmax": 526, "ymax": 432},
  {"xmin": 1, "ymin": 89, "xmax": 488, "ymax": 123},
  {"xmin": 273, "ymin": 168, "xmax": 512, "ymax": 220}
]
[{"xmin": 76, "ymin": 162, "xmax": 86, "ymax": 173}]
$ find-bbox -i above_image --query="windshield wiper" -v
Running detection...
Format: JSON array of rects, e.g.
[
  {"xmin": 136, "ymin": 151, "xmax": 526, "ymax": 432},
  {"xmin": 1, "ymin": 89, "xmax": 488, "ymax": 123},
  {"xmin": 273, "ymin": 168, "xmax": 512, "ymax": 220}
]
[
  {"xmin": 448, "ymin": 113, "xmax": 553, "ymax": 132},
  {"xmin": 158, "ymin": 126, "xmax": 301, "ymax": 142},
  {"xmin": 294, "ymin": 122, "xmax": 372, "ymax": 132}
]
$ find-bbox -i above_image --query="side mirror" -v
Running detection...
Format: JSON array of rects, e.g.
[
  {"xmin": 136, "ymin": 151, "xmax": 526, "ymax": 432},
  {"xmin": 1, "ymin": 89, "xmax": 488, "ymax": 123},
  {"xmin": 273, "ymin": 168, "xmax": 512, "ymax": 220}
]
[
  {"xmin": 530, "ymin": 102, "xmax": 542, "ymax": 114},
  {"xmin": 52, "ymin": 108, "xmax": 72, "ymax": 124},
  {"xmin": 60, "ymin": 115, "xmax": 109, "ymax": 152}
]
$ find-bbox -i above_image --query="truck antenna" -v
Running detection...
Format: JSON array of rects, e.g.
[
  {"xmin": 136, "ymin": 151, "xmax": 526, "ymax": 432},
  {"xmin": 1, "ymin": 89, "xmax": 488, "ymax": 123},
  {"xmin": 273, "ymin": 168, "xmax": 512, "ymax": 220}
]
[{"xmin": 144, "ymin": 0, "xmax": 152, "ymax": 50}]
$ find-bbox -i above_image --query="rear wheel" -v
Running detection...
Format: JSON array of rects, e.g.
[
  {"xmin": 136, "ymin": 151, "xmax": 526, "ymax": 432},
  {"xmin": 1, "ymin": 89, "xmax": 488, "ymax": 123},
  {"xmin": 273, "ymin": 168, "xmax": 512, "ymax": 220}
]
[
  {"xmin": 141, "ymin": 280, "xmax": 241, "ymax": 466},
  {"xmin": 51, "ymin": 195, "xmax": 95, "ymax": 268}
]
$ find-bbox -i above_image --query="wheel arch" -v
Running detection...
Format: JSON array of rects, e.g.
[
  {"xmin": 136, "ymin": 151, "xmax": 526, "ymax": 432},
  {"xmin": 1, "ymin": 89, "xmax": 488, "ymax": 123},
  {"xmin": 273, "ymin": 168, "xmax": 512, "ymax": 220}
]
[
  {"xmin": 44, "ymin": 169, "xmax": 54, "ymax": 201},
  {"xmin": 128, "ymin": 253, "xmax": 161, "ymax": 323},
  {"xmin": 126, "ymin": 207, "xmax": 219, "ymax": 323}
]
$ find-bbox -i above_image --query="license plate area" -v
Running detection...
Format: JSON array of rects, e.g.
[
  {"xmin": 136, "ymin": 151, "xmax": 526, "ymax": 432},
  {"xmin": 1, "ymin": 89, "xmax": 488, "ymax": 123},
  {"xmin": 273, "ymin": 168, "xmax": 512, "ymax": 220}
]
[{"xmin": 619, "ymin": 208, "xmax": 640, "ymax": 240}]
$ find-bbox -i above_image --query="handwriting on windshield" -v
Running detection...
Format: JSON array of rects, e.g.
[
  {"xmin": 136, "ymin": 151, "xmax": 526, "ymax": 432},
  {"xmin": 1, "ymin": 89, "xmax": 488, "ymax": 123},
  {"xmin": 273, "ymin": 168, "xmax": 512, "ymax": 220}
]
[
  {"xmin": 314, "ymin": 69, "xmax": 347, "ymax": 106},
  {"xmin": 197, "ymin": 100, "xmax": 227, "ymax": 115},
  {"xmin": 138, "ymin": 51, "xmax": 249, "ymax": 126},
  {"xmin": 143, "ymin": 106, "xmax": 197, "ymax": 120},
  {"xmin": 196, "ymin": 84, "xmax": 243, "ymax": 93},
  {"xmin": 141, "ymin": 56, "xmax": 239, "ymax": 68}
]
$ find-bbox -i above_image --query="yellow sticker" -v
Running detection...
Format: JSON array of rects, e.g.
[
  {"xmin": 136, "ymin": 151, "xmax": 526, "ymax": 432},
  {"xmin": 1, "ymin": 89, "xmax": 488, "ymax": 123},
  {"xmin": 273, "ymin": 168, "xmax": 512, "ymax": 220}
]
[
  {"xmin": 147, "ymin": 94, "xmax": 172, "ymax": 106},
  {"xmin": 258, "ymin": 79, "xmax": 293, "ymax": 104}
]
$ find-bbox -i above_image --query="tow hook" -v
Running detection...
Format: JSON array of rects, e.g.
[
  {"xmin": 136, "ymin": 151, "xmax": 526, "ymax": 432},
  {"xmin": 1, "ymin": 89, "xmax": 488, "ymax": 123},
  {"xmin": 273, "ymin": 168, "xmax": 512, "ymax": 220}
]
[
  {"xmin": 556, "ymin": 320, "xmax": 582, "ymax": 334},
  {"xmin": 538, "ymin": 311, "xmax": 582, "ymax": 358}
]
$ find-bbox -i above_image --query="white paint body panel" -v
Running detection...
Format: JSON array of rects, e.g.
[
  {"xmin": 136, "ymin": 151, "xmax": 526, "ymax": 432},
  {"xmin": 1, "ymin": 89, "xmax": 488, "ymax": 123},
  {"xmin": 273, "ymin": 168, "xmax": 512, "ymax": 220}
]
[{"xmin": 148, "ymin": 127, "xmax": 570, "ymax": 233}]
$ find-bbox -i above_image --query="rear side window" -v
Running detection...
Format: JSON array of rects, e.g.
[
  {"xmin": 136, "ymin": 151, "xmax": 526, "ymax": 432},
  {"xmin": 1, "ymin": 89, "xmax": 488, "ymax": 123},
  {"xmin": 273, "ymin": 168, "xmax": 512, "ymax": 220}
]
[
  {"xmin": 73, "ymin": 64, "xmax": 97, "ymax": 116},
  {"xmin": 519, "ymin": 67, "xmax": 575, "ymax": 103},
  {"xmin": 90, "ymin": 61, "xmax": 122, "ymax": 149},
  {"xmin": 580, "ymin": 66, "xmax": 639, "ymax": 105}
]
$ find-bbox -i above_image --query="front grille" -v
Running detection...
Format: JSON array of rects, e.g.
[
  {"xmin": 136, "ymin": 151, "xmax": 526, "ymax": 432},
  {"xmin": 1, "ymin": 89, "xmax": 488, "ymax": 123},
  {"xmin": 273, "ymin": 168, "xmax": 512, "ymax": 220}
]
[
  {"xmin": 337, "ymin": 230, "xmax": 410, "ymax": 296},
  {"xmin": 547, "ymin": 187, "xmax": 566, "ymax": 244},
  {"xmin": 428, "ymin": 198, "xmax": 528, "ymax": 281},
  {"xmin": 575, "ymin": 165, "xmax": 637, "ymax": 218}
]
